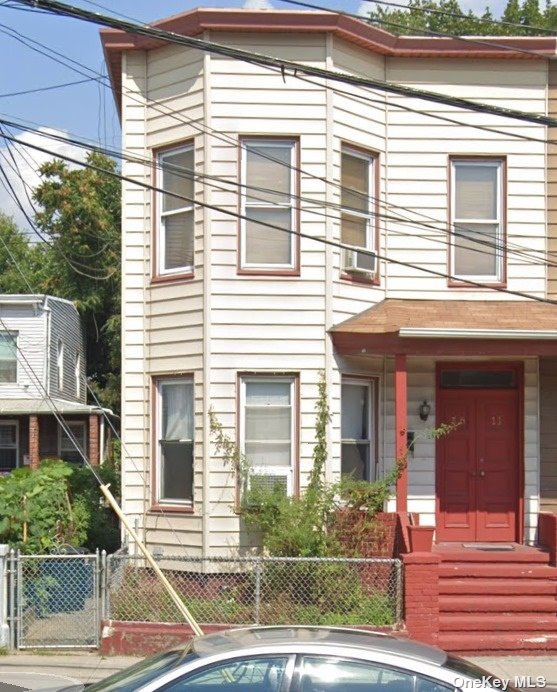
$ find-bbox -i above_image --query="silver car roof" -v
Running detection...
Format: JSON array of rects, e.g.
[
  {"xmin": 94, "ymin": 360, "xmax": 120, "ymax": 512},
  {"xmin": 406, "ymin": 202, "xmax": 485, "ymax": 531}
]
[{"xmin": 191, "ymin": 627, "xmax": 447, "ymax": 667}]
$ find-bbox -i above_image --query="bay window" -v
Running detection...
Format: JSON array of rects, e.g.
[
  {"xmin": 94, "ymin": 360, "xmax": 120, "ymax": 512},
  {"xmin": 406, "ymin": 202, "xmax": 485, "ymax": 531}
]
[
  {"xmin": 240, "ymin": 138, "xmax": 297, "ymax": 270},
  {"xmin": 241, "ymin": 376, "xmax": 295, "ymax": 495},
  {"xmin": 341, "ymin": 146, "xmax": 376, "ymax": 277},
  {"xmin": 155, "ymin": 377, "xmax": 194, "ymax": 504},
  {"xmin": 341, "ymin": 379, "xmax": 375, "ymax": 481},
  {"xmin": 450, "ymin": 158, "xmax": 504, "ymax": 282},
  {"xmin": 156, "ymin": 144, "xmax": 194, "ymax": 276}
]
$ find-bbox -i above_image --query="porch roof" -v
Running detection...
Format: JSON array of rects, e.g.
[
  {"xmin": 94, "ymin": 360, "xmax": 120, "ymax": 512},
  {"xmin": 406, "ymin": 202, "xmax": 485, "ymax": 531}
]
[
  {"xmin": 0, "ymin": 398, "xmax": 107, "ymax": 416},
  {"xmin": 330, "ymin": 299, "xmax": 557, "ymax": 356}
]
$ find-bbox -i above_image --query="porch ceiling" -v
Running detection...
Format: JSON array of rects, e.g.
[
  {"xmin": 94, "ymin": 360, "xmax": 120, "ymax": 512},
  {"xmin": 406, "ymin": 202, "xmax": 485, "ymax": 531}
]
[{"xmin": 330, "ymin": 299, "xmax": 557, "ymax": 356}]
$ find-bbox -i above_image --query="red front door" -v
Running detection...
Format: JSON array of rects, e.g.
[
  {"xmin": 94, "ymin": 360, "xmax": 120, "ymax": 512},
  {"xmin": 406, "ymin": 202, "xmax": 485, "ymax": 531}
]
[{"xmin": 436, "ymin": 388, "xmax": 519, "ymax": 542}]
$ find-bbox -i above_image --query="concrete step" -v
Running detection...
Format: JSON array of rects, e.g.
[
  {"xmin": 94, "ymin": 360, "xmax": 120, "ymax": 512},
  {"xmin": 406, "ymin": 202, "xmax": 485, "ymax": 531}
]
[
  {"xmin": 439, "ymin": 562, "xmax": 557, "ymax": 579},
  {"xmin": 439, "ymin": 578, "xmax": 557, "ymax": 595},
  {"xmin": 439, "ymin": 631, "xmax": 557, "ymax": 654},
  {"xmin": 440, "ymin": 612, "xmax": 557, "ymax": 631},
  {"xmin": 439, "ymin": 594, "xmax": 557, "ymax": 612}
]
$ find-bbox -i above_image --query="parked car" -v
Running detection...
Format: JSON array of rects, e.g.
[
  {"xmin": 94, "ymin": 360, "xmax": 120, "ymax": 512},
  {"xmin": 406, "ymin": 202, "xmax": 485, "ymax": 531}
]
[{"xmin": 83, "ymin": 626, "xmax": 508, "ymax": 692}]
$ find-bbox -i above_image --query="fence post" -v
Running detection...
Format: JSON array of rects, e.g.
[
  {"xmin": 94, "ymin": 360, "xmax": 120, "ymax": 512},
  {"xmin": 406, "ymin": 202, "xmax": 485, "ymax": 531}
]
[
  {"xmin": 395, "ymin": 559, "xmax": 403, "ymax": 626},
  {"xmin": 0, "ymin": 544, "xmax": 10, "ymax": 647},
  {"xmin": 254, "ymin": 557, "xmax": 262, "ymax": 626},
  {"xmin": 100, "ymin": 550, "xmax": 107, "ymax": 621},
  {"xmin": 8, "ymin": 550, "xmax": 15, "ymax": 650}
]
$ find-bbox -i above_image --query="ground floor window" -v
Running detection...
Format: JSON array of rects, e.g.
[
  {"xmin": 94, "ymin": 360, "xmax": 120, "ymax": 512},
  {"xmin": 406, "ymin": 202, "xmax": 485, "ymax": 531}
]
[
  {"xmin": 341, "ymin": 378, "xmax": 375, "ymax": 481},
  {"xmin": 240, "ymin": 375, "xmax": 296, "ymax": 495},
  {"xmin": 59, "ymin": 421, "xmax": 86, "ymax": 465},
  {"xmin": 156, "ymin": 377, "xmax": 194, "ymax": 504},
  {"xmin": 0, "ymin": 421, "xmax": 18, "ymax": 473}
]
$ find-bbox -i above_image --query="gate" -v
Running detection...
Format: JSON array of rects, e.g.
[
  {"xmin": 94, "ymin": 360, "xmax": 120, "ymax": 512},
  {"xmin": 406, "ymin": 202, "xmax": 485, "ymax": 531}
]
[{"xmin": 12, "ymin": 552, "xmax": 100, "ymax": 649}]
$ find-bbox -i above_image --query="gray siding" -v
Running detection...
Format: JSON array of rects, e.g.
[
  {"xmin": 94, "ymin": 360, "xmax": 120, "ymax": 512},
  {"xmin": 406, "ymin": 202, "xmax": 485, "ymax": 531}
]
[{"xmin": 46, "ymin": 297, "xmax": 86, "ymax": 403}]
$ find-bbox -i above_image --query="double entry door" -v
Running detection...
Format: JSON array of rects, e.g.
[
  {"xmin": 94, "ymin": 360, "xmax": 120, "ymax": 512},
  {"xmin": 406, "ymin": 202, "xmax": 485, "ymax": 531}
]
[{"xmin": 436, "ymin": 385, "xmax": 519, "ymax": 542}]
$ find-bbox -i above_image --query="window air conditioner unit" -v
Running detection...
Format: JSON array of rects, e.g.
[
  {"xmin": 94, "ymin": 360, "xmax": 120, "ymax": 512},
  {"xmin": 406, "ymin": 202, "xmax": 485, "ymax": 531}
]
[{"xmin": 343, "ymin": 248, "xmax": 376, "ymax": 276}]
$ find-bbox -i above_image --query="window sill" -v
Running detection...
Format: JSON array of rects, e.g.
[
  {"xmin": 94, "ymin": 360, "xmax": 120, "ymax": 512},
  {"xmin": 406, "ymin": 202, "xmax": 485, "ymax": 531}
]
[
  {"xmin": 448, "ymin": 278, "xmax": 506, "ymax": 289},
  {"xmin": 237, "ymin": 267, "xmax": 300, "ymax": 277},
  {"xmin": 151, "ymin": 271, "xmax": 194, "ymax": 285},
  {"xmin": 149, "ymin": 503, "xmax": 194, "ymax": 514},
  {"xmin": 340, "ymin": 271, "xmax": 379, "ymax": 286}
]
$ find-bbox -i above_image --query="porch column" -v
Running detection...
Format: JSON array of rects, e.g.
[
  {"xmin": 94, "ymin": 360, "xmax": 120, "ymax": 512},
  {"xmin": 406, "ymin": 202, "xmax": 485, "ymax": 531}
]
[
  {"xmin": 89, "ymin": 414, "xmax": 100, "ymax": 466},
  {"xmin": 29, "ymin": 415, "xmax": 39, "ymax": 470},
  {"xmin": 395, "ymin": 354, "xmax": 408, "ymax": 513}
]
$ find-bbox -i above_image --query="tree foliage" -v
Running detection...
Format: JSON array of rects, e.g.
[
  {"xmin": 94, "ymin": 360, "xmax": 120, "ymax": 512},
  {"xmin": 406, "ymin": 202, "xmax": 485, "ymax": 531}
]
[
  {"xmin": 33, "ymin": 151, "xmax": 121, "ymax": 413},
  {"xmin": 365, "ymin": 0, "xmax": 557, "ymax": 35}
]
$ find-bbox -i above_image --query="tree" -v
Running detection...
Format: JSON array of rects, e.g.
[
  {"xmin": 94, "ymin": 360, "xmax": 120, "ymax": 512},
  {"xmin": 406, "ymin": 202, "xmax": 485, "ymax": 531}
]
[
  {"xmin": 0, "ymin": 213, "xmax": 47, "ymax": 292},
  {"xmin": 365, "ymin": 0, "xmax": 553, "ymax": 35},
  {"xmin": 33, "ymin": 151, "xmax": 121, "ymax": 414}
]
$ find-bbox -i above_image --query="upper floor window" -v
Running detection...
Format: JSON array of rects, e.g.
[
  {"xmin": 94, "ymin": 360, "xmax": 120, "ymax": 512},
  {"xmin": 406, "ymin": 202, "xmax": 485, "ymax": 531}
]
[
  {"xmin": 59, "ymin": 421, "xmax": 86, "ymax": 465},
  {"xmin": 450, "ymin": 158, "xmax": 504, "ymax": 283},
  {"xmin": 57, "ymin": 339, "xmax": 64, "ymax": 391},
  {"xmin": 75, "ymin": 350, "xmax": 81, "ymax": 398},
  {"xmin": 341, "ymin": 379, "xmax": 375, "ymax": 482},
  {"xmin": 341, "ymin": 146, "xmax": 376, "ymax": 278},
  {"xmin": 0, "ymin": 333, "xmax": 17, "ymax": 383},
  {"xmin": 156, "ymin": 144, "xmax": 194, "ymax": 277},
  {"xmin": 240, "ymin": 138, "xmax": 298, "ymax": 271},
  {"xmin": 241, "ymin": 376, "xmax": 296, "ymax": 496},
  {"xmin": 155, "ymin": 377, "xmax": 194, "ymax": 505}
]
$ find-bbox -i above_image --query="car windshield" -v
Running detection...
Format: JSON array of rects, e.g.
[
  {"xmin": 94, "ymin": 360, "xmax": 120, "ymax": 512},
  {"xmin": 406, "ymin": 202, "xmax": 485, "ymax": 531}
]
[
  {"xmin": 443, "ymin": 656, "xmax": 519, "ymax": 691},
  {"xmin": 84, "ymin": 646, "xmax": 198, "ymax": 692}
]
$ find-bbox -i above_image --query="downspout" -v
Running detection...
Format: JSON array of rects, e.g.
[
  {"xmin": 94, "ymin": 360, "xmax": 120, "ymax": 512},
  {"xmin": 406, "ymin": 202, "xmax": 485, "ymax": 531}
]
[{"xmin": 43, "ymin": 296, "xmax": 51, "ymax": 398}]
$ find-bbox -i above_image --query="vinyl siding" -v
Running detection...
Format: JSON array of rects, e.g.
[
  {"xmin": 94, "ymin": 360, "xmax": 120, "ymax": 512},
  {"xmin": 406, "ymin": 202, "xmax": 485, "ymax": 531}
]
[
  {"xmin": 385, "ymin": 58, "xmax": 547, "ymax": 300},
  {"xmin": 0, "ymin": 304, "xmax": 46, "ymax": 398},
  {"xmin": 119, "ymin": 30, "xmax": 549, "ymax": 554},
  {"xmin": 46, "ymin": 297, "xmax": 85, "ymax": 402}
]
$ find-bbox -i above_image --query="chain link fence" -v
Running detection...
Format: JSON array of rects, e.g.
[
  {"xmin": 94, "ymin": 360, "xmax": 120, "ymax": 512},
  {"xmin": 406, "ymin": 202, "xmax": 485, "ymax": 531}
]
[
  {"xmin": 13, "ymin": 552, "xmax": 100, "ymax": 649},
  {"xmin": 105, "ymin": 554, "xmax": 403, "ymax": 629}
]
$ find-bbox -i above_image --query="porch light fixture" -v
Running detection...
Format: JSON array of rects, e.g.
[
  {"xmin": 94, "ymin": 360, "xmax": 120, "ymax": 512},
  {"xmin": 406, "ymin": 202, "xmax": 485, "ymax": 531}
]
[{"xmin": 418, "ymin": 400, "xmax": 431, "ymax": 422}]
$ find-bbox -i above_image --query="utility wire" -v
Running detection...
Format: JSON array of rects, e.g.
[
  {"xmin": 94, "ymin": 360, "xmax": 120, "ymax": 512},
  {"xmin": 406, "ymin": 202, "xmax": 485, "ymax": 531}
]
[
  {"xmin": 1, "ymin": 122, "xmax": 554, "ymax": 306},
  {"xmin": 280, "ymin": 0, "xmax": 557, "ymax": 59},
  {"xmin": 0, "ymin": 76, "xmax": 94, "ymax": 99},
  {"xmin": 2, "ymin": 114, "xmax": 552, "ymax": 272},
  {"xmin": 9, "ymin": 0, "xmax": 557, "ymax": 128}
]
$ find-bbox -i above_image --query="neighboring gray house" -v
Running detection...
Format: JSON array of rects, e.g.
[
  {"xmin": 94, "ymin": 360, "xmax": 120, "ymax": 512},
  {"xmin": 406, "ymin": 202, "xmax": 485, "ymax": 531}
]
[{"xmin": 0, "ymin": 295, "xmax": 108, "ymax": 473}]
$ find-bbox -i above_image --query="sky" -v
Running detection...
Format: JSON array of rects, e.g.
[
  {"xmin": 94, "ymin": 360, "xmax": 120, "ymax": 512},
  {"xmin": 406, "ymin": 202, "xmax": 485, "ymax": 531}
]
[{"xmin": 0, "ymin": 0, "xmax": 507, "ymax": 230}]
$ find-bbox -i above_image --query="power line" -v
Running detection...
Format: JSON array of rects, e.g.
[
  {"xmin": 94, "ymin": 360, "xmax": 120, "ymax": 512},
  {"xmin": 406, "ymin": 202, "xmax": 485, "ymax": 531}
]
[
  {"xmin": 9, "ymin": 0, "xmax": 557, "ymax": 128},
  {"xmin": 2, "ymin": 113, "xmax": 552, "ymax": 273},
  {"xmin": 0, "ymin": 77, "xmax": 94, "ymax": 99},
  {"xmin": 2, "ymin": 120, "xmax": 554, "ymax": 306},
  {"xmin": 280, "ymin": 0, "xmax": 556, "ymax": 59}
]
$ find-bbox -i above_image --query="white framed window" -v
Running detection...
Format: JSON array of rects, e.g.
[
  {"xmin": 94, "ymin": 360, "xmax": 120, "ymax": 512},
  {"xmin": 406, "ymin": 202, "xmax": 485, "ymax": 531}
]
[
  {"xmin": 75, "ymin": 351, "xmax": 81, "ymax": 399},
  {"xmin": 155, "ymin": 377, "xmax": 194, "ymax": 504},
  {"xmin": 341, "ymin": 146, "xmax": 376, "ymax": 277},
  {"xmin": 0, "ymin": 332, "xmax": 17, "ymax": 383},
  {"xmin": 0, "ymin": 421, "xmax": 18, "ymax": 473},
  {"xmin": 156, "ymin": 144, "xmax": 195, "ymax": 276},
  {"xmin": 59, "ymin": 421, "xmax": 86, "ymax": 465},
  {"xmin": 240, "ymin": 376, "xmax": 295, "ymax": 495},
  {"xmin": 341, "ymin": 379, "xmax": 375, "ymax": 481},
  {"xmin": 57, "ymin": 339, "xmax": 64, "ymax": 392},
  {"xmin": 450, "ymin": 159, "xmax": 504, "ymax": 282},
  {"xmin": 240, "ymin": 138, "xmax": 297, "ymax": 269}
]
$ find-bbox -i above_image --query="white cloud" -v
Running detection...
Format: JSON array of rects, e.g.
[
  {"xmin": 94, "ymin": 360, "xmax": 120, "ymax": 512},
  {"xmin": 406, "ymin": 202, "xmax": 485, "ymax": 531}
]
[
  {"xmin": 243, "ymin": 0, "xmax": 274, "ymax": 8},
  {"xmin": 0, "ymin": 128, "xmax": 86, "ymax": 236}
]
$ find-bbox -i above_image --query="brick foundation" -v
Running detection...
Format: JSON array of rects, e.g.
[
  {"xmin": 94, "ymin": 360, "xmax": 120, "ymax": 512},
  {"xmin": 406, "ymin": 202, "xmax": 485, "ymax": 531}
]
[{"xmin": 402, "ymin": 552, "xmax": 441, "ymax": 646}]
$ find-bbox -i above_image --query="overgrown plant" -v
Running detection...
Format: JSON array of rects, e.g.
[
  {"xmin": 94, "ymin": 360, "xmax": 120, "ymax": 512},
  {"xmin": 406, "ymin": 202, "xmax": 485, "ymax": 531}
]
[{"xmin": 210, "ymin": 377, "xmax": 461, "ymax": 557}]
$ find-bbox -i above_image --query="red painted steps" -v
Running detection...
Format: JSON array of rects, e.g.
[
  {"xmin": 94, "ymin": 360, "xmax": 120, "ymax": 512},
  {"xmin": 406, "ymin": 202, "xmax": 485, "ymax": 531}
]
[{"xmin": 435, "ymin": 545, "xmax": 557, "ymax": 654}]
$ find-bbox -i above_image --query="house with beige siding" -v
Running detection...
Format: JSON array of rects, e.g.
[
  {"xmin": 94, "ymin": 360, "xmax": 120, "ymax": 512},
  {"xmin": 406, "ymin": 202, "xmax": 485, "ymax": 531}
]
[{"xmin": 102, "ymin": 8, "xmax": 557, "ymax": 558}]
